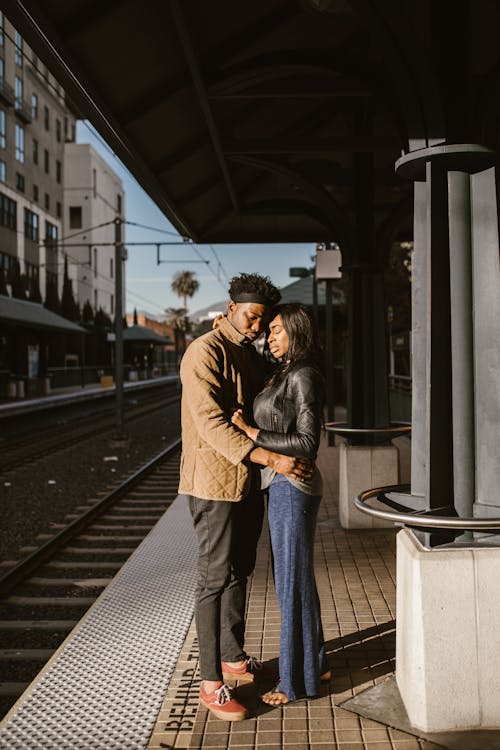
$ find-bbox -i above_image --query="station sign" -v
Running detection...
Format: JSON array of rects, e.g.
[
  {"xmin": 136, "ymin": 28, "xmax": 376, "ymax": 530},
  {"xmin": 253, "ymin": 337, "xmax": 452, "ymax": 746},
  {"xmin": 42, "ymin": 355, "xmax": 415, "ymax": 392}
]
[{"xmin": 315, "ymin": 247, "xmax": 342, "ymax": 279}]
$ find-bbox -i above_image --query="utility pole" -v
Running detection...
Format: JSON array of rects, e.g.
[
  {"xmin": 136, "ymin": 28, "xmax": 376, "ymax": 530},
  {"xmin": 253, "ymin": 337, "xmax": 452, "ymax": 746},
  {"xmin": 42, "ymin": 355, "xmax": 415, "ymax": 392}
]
[{"xmin": 114, "ymin": 217, "xmax": 125, "ymax": 440}]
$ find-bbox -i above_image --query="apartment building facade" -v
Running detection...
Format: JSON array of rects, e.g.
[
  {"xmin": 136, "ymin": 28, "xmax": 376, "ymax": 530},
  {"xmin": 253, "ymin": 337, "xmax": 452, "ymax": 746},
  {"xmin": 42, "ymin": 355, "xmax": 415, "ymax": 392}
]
[
  {"xmin": 0, "ymin": 10, "xmax": 77, "ymax": 302},
  {"xmin": 63, "ymin": 143, "xmax": 125, "ymax": 318}
]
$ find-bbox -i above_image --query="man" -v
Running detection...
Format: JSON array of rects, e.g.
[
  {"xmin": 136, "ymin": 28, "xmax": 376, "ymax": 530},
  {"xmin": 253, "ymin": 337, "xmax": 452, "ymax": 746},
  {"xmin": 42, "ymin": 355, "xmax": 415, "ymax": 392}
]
[{"xmin": 179, "ymin": 273, "xmax": 312, "ymax": 721}]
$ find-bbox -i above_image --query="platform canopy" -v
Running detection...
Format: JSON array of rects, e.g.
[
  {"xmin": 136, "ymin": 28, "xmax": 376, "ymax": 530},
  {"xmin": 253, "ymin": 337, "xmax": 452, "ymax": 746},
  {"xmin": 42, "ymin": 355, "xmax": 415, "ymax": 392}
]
[
  {"xmin": 0, "ymin": 294, "xmax": 86, "ymax": 334},
  {"xmin": 123, "ymin": 325, "xmax": 172, "ymax": 345},
  {"xmin": 5, "ymin": 1, "xmax": 498, "ymax": 254},
  {"xmin": 0, "ymin": 2, "xmax": 433, "ymax": 247}
]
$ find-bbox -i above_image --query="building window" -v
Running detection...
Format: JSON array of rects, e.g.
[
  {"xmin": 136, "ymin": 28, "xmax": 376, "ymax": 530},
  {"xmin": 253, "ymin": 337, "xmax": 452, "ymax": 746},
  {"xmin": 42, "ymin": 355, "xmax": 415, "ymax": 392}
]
[
  {"xmin": 64, "ymin": 116, "xmax": 68, "ymax": 140},
  {"xmin": 110, "ymin": 258, "xmax": 114, "ymax": 278},
  {"xmin": 94, "ymin": 289, "xmax": 98, "ymax": 310},
  {"xmin": 44, "ymin": 105, "xmax": 49, "ymax": 130},
  {"xmin": 45, "ymin": 220, "xmax": 57, "ymax": 244},
  {"xmin": 117, "ymin": 194, "xmax": 122, "ymax": 214},
  {"xmin": 0, "ymin": 253, "xmax": 13, "ymax": 279},
  {"xmin": 24, "ymin": 208, "xmax": 39, "ymax": 241},
  {"xmin": 14, "ymin": 76, "xmax": 23, "ymax": 109},
  {"xmin": 110, "ymin": 294, "xmax": 114, "ymax": 315},
  {"xmin": 93, "ymin": 168, "xmax": 97, "ymax": 198},
  {"xmin": 32, "ymin": 138, "xmax": 38, "ymax": 164},
  {"xmin": 25, "ymin": 261, "xmax": 39, "ymax": 281},
  {"xmin": 56, "ymin": 159, "xmax": 61, "ymax": 183},
  {"xmin": 44, "ymin": 149, "xmax": 49, "ymax": 174},
  {"xmin": 0, "ymin": 13, "xmax": 4, "ymax": 47},
  {"xmin": 44, "ymin": 192, "xmax": 50, "ymax": 211},
  {"xmin": 0, "ymin": 110, "xmax": 5, "ymax": 148},
  {"xmin": 15, "ymin": 172, "xmax": 24, "ymax": 192},
  {"xmin": 33, "ymin": 184, "xmax": 38, "ymax": 202},
  {"xmin": 31, "ymin": 93, "xmax": 38, "ymax": 119},
  {"xmin": 56, "ymin": 118, "xmax": 61, "ymax": 142},
  {"xmin": 0, "ymin": 160, "xmax": 5, "ymax": 182},
  {"xmin": 69, "ymin": 206, "xmax": 82, "ymax": 229},
  {"xmin": 56, "ymin": 201, "xmax": 61, "ymax": 218},
  {"xmin": 0, "ymin": 192, "xmax": 17, "ymax": 230},
  {"xmin": 94, "ymin": 247, "xmax": 97, "ymax": 278},
  {"xmin": 14, "ymin": 32, "xmax": 23, "ymax": 67},
  {"xmin": 0, "ymin": 59, "xmax": 3, "ymax": 83},
  {"xmin": 15, "ymin": 124, "xmax": 24, "ymax": 163}
]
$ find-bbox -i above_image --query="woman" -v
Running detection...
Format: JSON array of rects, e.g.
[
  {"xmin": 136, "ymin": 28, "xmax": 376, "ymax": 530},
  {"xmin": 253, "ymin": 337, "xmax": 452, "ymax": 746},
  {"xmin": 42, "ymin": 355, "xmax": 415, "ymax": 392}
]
[{"xmin": 231, "ymin": 303, "xmax": 329, "ymax": 705}]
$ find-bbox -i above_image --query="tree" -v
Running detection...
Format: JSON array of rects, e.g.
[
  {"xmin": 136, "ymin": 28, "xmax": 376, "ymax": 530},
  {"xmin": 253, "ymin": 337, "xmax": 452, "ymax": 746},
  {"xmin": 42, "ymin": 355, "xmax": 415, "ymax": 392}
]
[
  {"xmin": 10, "ymin": 260, "xmax": 27, "ymax": 300},
  {"xmin": 81, "ymin": 300, "xmax": 94, "ymax": 326},
  {"xmin": 164, "ymin": 306, "xmax": 190, "ymax": 358},
  {"xmin": 44, "ymin": 276, "xmax": 60, "ymax": 313},
  {"xmin": 191, "ymin": 318, "xmax": 214, "ymax": 338},
  {"xmin": 171, "ymin": 270, "xmax": 199, "ymax": 309},
  {"xmin": 61, "ymin": 255, "xmax": 79, "ymax": 321},
  {"xmin": 29, "ymin": 274, "xmax": 42, "ymax": 303},
  {"xmin": 0, "ymin": 265, "xmax": 8, "ymax": 296}
]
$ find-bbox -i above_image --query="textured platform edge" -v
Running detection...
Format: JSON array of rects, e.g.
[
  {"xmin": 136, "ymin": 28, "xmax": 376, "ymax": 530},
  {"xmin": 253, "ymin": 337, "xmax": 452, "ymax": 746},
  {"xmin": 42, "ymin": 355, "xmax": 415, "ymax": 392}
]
[{"xmin": 0, "ymin": 493, "xmax": 197, "ymax": 750}]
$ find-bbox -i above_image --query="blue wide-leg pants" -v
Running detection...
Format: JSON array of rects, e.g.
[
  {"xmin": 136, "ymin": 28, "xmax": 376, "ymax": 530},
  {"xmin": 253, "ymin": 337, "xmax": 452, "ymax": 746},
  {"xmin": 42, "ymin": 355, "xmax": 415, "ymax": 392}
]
[{"xmin": 268, "ymin": 474, "xmax": 327, "ymax": 701}]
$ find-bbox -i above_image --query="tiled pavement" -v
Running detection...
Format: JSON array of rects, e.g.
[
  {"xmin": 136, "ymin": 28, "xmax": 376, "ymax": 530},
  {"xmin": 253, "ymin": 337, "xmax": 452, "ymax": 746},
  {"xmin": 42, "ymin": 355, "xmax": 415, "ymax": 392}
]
[{"xmin": 148, "ymin": 436, "xmax": 443, "ymax": 750}]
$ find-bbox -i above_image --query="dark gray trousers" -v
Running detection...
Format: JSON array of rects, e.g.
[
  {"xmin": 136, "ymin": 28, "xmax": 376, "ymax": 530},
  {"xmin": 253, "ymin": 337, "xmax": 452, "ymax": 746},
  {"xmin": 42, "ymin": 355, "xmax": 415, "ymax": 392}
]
[{"xmin": 188, "ymin": 486, "xmax": 264, "ymax": 681}]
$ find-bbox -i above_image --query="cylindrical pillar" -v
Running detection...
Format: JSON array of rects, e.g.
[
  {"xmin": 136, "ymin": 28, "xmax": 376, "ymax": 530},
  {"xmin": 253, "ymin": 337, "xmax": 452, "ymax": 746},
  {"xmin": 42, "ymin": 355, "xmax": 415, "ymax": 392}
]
[{"xmin": 448, "ymin": 171, "xmax": 475, "ymax": 518}]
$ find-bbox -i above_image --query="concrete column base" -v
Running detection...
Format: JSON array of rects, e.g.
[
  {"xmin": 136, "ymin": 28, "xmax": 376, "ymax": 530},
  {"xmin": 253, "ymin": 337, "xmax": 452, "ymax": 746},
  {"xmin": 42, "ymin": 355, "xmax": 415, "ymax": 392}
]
[
  {"xmin": 339, "ymin": 442, "xmax": 398, "ymax": 528},
  {"xmin": 396, "ymin": 528, "xmax": 500, "ymax": 732}
]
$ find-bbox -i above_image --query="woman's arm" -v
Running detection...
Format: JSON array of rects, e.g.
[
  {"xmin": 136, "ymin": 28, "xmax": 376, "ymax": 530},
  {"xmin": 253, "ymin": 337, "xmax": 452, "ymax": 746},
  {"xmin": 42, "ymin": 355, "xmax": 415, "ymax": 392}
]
[
  {"xmin": 254, "ymin": 367, "xmax": 324, "ymax": 459},
  {"xmin": 231, "ymin": 408, "xmax": 259, "ymax": 442}
]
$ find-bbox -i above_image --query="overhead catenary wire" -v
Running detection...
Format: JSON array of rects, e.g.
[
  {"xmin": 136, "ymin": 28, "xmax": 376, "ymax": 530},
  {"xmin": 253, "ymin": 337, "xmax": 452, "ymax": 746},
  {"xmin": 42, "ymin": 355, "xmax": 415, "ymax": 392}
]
[{"xmin": 4, "ymin": 30, "xmax": 232, "ymax": 301}]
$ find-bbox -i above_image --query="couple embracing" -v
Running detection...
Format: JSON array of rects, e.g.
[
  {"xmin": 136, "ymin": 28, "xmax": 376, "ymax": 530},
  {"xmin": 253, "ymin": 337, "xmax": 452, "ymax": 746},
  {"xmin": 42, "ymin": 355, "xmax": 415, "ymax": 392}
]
[{"xmin": 179, "ymin": 272, "xmax": 329, "ymax": 721}]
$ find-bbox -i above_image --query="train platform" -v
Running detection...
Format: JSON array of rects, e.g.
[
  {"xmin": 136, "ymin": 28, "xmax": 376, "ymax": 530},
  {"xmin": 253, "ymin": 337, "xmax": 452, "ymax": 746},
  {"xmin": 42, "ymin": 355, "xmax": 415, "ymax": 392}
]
[
  {"xmin": 0, "ymin": 375, "xmax": 179, "ymax": 419},
  {"xmin": 0, "ymin": 434, "xmax": 446, "ymax": 750}
]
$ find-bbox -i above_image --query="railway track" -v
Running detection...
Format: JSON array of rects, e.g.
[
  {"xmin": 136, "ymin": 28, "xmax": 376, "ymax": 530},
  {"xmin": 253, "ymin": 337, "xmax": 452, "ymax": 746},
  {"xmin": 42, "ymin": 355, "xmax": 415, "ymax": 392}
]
[
  {"xmin": 0, "ymin": 383, "xmax": 180, "ymax": 473},
  {"xmin": 0, "ymin": 438, "xmax": 182, "ymax": 719}
]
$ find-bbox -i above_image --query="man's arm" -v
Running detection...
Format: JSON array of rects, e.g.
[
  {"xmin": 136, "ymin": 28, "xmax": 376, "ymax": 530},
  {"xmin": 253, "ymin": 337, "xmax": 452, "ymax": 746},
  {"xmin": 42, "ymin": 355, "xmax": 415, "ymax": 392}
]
[
  {"xmin": 180, "ymin": 339, "xmax": 254, "ymax": 465},
  {"xmin": 249, "ymin": 446, "xmax": 313, "ymax": 482}
]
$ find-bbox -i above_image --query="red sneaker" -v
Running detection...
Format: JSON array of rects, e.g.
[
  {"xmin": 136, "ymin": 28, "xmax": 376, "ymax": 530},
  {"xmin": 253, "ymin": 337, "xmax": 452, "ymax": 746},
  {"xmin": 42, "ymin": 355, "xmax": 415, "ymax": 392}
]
[
  {"xmin": 199, "ymin": 683, "xmax": 247, "ymax": 721},
  {"xmin": 221, "ymin": 656, "xmax": 276, "ymax": 684}
]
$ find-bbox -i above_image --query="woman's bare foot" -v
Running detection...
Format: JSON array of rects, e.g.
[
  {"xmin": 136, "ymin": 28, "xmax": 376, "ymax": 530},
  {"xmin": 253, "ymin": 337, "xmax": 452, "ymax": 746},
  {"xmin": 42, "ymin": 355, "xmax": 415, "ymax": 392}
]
[{"xmin": 261, "ymin": 687, "xmax": 290, "ymax": 705}]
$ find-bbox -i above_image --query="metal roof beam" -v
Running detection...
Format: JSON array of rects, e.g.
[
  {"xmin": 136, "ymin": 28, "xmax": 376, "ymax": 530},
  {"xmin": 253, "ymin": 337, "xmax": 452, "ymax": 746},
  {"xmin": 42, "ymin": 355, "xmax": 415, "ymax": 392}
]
[
  {"xmin": 119, "ymin": 0, "xmax": 295, "ymax": 128},
  {"xmin": 224, "ymin": 137, "xmax": 399, "ymax": 154},
  {"xmin": 170, "ymin": 0, "xmax": 240, "ymax": 212},
  {"xmin": 208, "ymin": 91, "xmax": 373, "ymax": 100}
]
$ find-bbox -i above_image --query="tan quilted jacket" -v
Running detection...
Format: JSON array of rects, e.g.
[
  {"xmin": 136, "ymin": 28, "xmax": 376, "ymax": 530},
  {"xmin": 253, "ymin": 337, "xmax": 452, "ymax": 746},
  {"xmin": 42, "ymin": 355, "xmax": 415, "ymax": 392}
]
[{"xmin": 178, "ymin": 317, "xmax": 267, "ymax": 501}]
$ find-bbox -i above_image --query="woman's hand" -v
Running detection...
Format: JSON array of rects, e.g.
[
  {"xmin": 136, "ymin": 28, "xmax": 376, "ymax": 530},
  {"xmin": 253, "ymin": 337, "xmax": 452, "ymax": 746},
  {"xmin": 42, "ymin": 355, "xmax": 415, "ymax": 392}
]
[
  {"xmin": 212, "ymin": 313, "xmax": 225, "ymax": 330},
  {"xmin": 231, "ymin": 409, "xmax": 259, "ymax": 441}
]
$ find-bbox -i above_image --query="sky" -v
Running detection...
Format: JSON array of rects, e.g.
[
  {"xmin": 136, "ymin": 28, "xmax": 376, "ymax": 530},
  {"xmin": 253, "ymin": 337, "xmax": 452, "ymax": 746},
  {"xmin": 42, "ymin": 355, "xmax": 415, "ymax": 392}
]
[{"xmin": 76, "ymin": 122, "xmax": 315, "ymax": 318}]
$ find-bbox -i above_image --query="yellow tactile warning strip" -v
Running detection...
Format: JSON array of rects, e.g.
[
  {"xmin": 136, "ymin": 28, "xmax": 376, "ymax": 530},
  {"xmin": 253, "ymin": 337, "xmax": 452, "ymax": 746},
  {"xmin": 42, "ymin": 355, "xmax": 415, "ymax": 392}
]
[{"xmin": 148, "ymin": 436, "xmax": 443, "ymax": 750}]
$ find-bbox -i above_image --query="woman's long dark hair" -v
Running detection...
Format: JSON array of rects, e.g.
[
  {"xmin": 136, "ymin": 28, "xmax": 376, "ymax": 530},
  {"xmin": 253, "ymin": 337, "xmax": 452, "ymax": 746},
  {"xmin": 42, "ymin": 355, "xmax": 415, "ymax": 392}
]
[{"xmin": 266, "ymin": 303, "xmax": 322, "ymax": 387}]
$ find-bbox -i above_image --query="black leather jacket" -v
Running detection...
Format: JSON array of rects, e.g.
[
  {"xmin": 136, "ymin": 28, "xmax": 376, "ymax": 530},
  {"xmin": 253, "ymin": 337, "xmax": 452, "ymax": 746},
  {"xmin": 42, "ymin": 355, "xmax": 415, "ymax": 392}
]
[{"xmin": 253, "ymin": 363, "xmax": 324, "ymax": 460}]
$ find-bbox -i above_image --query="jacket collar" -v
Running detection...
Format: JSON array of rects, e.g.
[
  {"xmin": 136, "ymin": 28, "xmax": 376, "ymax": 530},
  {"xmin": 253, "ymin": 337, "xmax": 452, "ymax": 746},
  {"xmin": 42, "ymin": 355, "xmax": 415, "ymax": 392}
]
[{"xmin": 219, "ymin": 315, "xmax": 251, "ymax": 347}]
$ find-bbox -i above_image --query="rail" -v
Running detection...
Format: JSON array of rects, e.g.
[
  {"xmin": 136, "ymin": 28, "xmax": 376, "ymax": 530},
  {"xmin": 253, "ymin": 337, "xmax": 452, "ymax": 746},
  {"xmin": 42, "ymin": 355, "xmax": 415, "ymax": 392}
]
[
  {"xmin": 324, "ymin": 421, "xmax": 411, "ymax": 439},
  {"xmin": 355, "ymin": 483, "xmax": 500, "ymax": 531},
  {"xmin": 0, "ymin": 437, "xmax": 181, "ymax": 598}
]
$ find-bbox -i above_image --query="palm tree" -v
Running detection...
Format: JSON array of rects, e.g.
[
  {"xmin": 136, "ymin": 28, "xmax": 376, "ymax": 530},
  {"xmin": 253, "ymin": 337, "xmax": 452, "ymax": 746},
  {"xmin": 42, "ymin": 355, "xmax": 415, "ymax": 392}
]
[
  {"xmin": 171, "ymin": 270, "xmax": 199, "ymax": 309},
  {"xmin": 164, "ymin": 306, "xmax": 190, "ymax": 359}
]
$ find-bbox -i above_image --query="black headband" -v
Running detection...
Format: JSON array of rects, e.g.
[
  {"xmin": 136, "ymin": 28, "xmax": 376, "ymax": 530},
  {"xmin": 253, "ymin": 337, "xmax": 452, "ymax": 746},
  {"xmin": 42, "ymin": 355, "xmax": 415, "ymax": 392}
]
[{"xmin": 231, "ymin": 292, "xmax": 274, "ymax": 305}]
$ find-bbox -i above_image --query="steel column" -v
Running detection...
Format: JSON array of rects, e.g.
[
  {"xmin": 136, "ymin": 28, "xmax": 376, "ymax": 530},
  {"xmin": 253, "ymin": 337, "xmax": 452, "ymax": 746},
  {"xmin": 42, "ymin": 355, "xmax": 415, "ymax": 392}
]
[{"xmin": 114, "ymin": 218, "xmax": 125, "ymax": 440}]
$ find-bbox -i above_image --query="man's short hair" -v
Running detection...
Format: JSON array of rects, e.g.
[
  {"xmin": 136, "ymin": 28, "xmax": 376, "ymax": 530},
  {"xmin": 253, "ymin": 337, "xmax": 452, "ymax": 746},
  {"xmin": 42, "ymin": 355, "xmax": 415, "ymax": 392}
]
[{"xmin": 228, "ymin": 273, "xmax": 281, "ymax": 307}]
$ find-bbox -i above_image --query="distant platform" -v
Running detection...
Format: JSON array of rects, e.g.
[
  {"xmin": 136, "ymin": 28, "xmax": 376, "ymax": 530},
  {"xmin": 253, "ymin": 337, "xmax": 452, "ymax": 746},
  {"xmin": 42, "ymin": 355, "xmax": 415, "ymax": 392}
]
[{"xmin": 0, "ymin": 375, "xmax": 179, "ymax": 419}]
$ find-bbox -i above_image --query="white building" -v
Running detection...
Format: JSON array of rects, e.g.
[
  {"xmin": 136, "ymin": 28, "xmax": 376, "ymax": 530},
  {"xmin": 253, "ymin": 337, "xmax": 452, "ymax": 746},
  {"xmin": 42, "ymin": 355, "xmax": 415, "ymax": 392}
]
[{"xmin": 63, "ymin": 142, "xmax": 125, "ymax": 317}]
